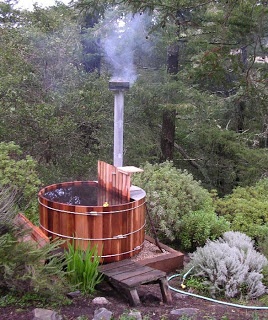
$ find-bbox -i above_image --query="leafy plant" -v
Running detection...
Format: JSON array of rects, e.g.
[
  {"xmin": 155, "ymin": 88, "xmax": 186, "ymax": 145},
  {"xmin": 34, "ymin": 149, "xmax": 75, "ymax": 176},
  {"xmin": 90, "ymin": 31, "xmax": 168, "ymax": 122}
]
[
  {"xmin": 64, "ymin": 241, "xmax": 103, "ymax": 294},
  {"xmin": 188, "ymin": 231, "xmax": 268, "ymax": 299},
  {"xmin": 258, "ymin": 235, "xmax": 268, "ymax": 259},
  {"xmin": 215, "ymin": 179, "xmax": 268, "ymax": 243},
  {"xmin": 0, "ymin": 142, "xmax": 41, "ymax": 222},
  {"xmin": 132, "ymin": 161, "xmax": 225, "ymax": 250},
  {"xmin": 0, "ymin": 234, "xmax": 69, "ymax": 300},
  {"xmin": 179, "ymin": 209, "xmax": 230, "ymax": 251},
  {"xmin": 0, "ymin": 186, "xmax": 17, "ymax": 235},
  {"xmin": 184, "ymin": 275, "xmax": 209, "ymax": 295},
  {"xmin": 0, "ymin": 186, "xmax": 69, "ymax": 303}
]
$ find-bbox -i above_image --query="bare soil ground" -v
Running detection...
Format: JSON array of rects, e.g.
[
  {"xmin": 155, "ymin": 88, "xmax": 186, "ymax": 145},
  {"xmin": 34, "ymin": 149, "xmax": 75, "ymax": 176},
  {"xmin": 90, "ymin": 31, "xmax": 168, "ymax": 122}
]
[
  {"xmin": 1, "ymin": 242, "xmax": 268, "ymax": 319},
  {"xmin": 1, "ymin": 278, "xmax": 268, "ymax": 320}
]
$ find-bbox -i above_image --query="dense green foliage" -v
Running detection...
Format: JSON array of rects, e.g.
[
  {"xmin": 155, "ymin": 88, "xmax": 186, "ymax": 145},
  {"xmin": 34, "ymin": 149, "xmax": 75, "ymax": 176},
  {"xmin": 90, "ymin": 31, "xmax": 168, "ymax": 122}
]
[
  {"xmin": 0, "ymin": 187, "xmax": 69, "ymax": 303},
  {"xmin": 132, "ymin": 161, "xmax": 229, "ymax": 250},
  {"xmin": 215, "ymin": 179, "xmax": 268, "ymax": 242},
  {"xmin": 0, "ymin": 142, "xmax": 41, "ymax": 219},
  {"xmin": 179, "ymin": 209, "xmax": 230, "ymax": 251},
  {"xmin": 0, "ymin": 0, "xmax": 267, "ymax": 195},
  {"xmin": 0, "ymin": 0, "xmax": 267, "ymax": 260}
]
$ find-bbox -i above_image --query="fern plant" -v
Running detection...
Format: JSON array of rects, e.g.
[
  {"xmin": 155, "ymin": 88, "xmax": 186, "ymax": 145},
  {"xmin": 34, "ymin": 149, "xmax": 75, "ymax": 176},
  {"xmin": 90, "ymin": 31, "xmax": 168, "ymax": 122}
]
[
  {"xmin": 187, "ymin": 231, "xmax": 268, "ymax": 299},
  {"xmin": 65, "ymin": 241, "xmax": 103, "ymax": 294}
]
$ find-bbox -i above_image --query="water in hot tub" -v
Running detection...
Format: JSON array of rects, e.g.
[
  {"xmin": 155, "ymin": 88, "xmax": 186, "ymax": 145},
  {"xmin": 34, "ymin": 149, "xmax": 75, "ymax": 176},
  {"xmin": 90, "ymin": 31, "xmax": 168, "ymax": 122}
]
[{"xmin": 43, "ymin": 183, "xmax": 129, "ymax": 206}]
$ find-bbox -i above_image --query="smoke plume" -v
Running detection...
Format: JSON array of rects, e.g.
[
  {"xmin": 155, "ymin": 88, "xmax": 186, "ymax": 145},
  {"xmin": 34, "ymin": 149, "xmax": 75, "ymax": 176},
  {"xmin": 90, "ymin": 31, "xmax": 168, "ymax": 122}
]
[{"xmin": 102, "ymin": 13, "xmax": 150, "ymax": 84}]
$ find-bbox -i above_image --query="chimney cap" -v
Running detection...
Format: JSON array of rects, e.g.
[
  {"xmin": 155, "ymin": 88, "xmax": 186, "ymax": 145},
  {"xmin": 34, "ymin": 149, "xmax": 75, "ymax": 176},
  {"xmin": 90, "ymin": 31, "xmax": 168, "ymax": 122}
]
[{"xmin": 109, "ymin": 80, "xmax": 130, "ymax": 91}]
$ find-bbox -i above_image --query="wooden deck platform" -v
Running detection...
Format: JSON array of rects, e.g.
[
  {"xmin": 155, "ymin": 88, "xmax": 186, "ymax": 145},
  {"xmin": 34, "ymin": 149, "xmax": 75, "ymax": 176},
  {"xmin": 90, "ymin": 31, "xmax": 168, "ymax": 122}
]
[{"xmin": 98, "ymin": 259, "xmax": 172, "ymax": 306}]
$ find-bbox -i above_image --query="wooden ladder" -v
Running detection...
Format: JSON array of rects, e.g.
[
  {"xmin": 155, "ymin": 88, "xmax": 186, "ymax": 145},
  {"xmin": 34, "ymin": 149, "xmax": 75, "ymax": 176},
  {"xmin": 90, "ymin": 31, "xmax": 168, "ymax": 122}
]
[{"xmin": 98, "ymin": 259, "xmax": 172, "ymax": 306}]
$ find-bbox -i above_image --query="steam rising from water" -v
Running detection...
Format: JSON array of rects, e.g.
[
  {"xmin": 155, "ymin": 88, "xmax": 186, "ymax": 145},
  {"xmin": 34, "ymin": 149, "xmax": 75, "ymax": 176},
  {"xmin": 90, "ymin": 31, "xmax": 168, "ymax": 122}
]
[{"xmin": 102, "ymin": 13, "xmax": 149, "ymax": 84}]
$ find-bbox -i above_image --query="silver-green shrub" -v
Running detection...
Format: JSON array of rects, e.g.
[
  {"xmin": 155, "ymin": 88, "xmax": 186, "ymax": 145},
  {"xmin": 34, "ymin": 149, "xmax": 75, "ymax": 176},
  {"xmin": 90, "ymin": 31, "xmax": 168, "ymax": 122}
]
[{"xmin": 188, "ymin": 231, "xmax": 268, "ymax": 299}]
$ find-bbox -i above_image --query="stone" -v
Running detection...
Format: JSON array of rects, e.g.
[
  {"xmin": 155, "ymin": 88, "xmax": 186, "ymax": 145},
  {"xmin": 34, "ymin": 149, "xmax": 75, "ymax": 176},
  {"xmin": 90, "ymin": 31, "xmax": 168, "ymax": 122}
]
[
  {"xmin": 170, "ymin": 308, "xmax": 199, "ymax": 316},
  {"xmin": 66, "ymin": 290, "xmax": 81, "ymax": 299},
  {"xmin": 32, "ymin": 308, "xmax": 62, "ymax": 320},
  {"xmin": 92, "ymin": 297, "xmax": 110, "ymax": 304},
  {"xmin": 174, "ymin": 293, "xmax": 190, "ymax": 300},
  {"xmin": 93, "ymin": 307, "xmax": 113, "ymax": 320},
  {"xmin": 128, "ymin": 311, "xmax": 142, "ymax": 320}
]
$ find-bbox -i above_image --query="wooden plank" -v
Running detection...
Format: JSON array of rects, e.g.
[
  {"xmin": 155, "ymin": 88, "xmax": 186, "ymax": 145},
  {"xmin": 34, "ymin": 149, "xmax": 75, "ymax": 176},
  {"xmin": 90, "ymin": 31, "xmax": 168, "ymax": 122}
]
[
  {"xmin": 14, "ymin": 213, "xmax": 50, "ymax": 248},
  {"xmin": 117, "ymin": 166, "xmax": 144, "ymax": 174},
  {"xmin": 102, "ymin": 265, "xmax": 140, "ymax": 277},
  {"xmin": 111, "ymin": 267, "xmax": 161, "ymax": 282},
  {"xmin": 97, "ymin": 161, "xmax": 131, "ymax": 202},
  {"xmin": 99, "ymin": 260, "xmax": 166, "ymax": 285},
  {"xmin": 102, "ymin": 208, "xmax": 112, "ymax": 259},
  {"xmin": 127, "ymin": 289, "xmax": 140, "ymax": 306},
  {"xmin": 99, "ymin": 259, "xmax": 134, "ymax": 272},
  {"xmin": 122, "ymin": 271, "xmax": 166, "ymax": 288},
  {"xmin": 102, "ymin": 264, "xmax": 154, "ymax": 279},
  {"xmin": 159, "ymin": 278, "xmax": 172, "ymax": 304}
]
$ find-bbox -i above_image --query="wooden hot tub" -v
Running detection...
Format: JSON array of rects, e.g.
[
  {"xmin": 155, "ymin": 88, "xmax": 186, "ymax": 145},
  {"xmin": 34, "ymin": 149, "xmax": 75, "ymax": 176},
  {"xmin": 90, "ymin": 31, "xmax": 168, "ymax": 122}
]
[{"xmin": 38, "ymin": 162, "xmax": 146, "ymax": 263}]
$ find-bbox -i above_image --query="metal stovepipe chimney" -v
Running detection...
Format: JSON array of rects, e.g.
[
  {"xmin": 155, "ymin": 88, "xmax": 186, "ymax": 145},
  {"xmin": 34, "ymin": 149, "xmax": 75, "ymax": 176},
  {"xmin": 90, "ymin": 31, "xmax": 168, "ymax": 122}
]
[{"xmin": 109, "ymin": 80, "xmax": 130, "ymax": 167}]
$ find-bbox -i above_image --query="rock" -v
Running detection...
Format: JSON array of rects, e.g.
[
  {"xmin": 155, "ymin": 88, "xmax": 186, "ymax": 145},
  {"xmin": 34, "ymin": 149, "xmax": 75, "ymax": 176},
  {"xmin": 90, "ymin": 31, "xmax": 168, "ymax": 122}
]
[
  {"xmin": 128, "ymin": 311, "xmax": 142, "ymax": 320},
  {"xmin": 170, "ymin": 308, "xmax": 199, "ymax": 316},
  {"xmin": 92, "ymin": 297, "xmax": 110, "ymax": 304},
  {"xmin": 141, "ymin": 293, "xmax": 161, "ymax": 303},
  {"xmin": 66, "ymin": 290, "xmax": 81, "ymax": 299},
  {"xmin": 174, "ymin": 293, "xmax": 190, "ymax": 300},
  {"xmin": 93, "ymin": 307, "xmax": 113, "ymax": 320},
  {"xmin": 32, "ymin": 308, "xmax": 62, "ymax": 320}
]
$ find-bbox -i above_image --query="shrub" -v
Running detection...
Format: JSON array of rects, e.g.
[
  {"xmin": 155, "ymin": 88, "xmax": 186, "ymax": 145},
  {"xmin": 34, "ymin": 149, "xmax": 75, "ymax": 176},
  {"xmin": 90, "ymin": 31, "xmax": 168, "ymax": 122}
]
[
  {"xmin": 0, "ymin": 235, "xmax": 69, "ymax": 300},
  {"xmin": 64, "ymin": 241, "xmax": 103, "ymax": 294},
  {"xmin": 132, "ymin": 161, "xmax": 225, "ymax": 250},
  {"xmin": 179, "ymin": 209, "xmax": 230, "ymax": 251},
  {"xmin": 0, "ymin": 142, "xmax": 41, "ymax": 222},
  {"xmin": 188, "ymin": 231, "xmax": 268, "ymax": 299},
  {"xmin": 258, "ymin": 235, "xmax": 268, "ymax": 259},
  {"xmin": 0, "ymin": 186, "xmax": 17, "ymax": 236},
  {"xmin": 0, "ymin": 187, "xmax": 69, "ymax": 302},
  {"xmin": 215, "ymin": 179, "xmax": 268, "ymax": 243}
]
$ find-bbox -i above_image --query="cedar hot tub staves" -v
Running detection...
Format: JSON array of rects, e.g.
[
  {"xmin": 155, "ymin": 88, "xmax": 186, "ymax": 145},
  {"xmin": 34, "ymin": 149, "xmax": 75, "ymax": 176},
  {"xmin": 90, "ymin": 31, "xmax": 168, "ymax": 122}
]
[{"xmin": 38, "ymin": 161, "xmax": 146, "ymax": 263}]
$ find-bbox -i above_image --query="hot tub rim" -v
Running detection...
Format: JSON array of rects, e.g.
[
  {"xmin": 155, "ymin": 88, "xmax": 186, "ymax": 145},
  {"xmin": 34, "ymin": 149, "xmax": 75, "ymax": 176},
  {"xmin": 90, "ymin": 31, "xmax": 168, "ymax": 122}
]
[{"xmin": 38, "ymin": 180, "xmax": 146, "ymax": 210}]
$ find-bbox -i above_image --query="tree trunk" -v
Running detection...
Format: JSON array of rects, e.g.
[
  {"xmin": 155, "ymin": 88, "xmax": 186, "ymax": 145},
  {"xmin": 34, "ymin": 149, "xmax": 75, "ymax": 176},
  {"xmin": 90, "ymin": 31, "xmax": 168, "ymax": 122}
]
[
  {"xmin": 160, "ymin": 43, "xmax": 179, "ymax": 161},
  {"xmin": 160, "ymin": 109, "xmax": 176, "ymax": 161}
]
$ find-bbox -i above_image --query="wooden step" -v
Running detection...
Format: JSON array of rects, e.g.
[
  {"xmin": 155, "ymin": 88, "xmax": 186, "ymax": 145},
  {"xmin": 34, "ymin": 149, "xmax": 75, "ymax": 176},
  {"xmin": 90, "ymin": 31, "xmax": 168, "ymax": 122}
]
[{"xmin": 99, "ymin": 259, "xmax": 172, "ymax": 306}]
